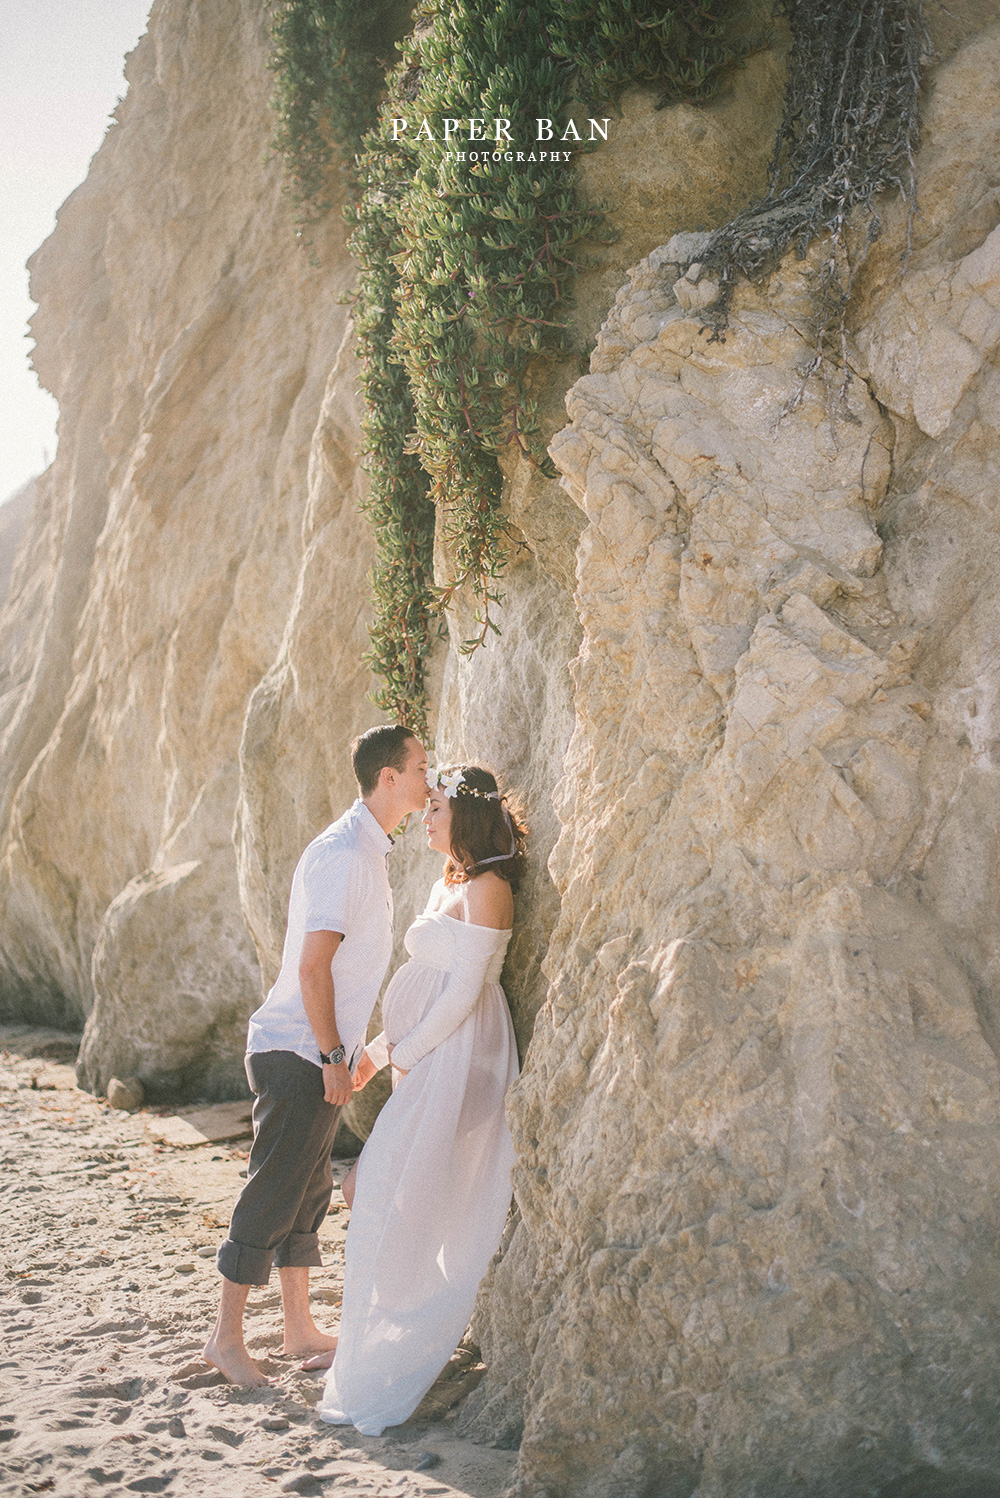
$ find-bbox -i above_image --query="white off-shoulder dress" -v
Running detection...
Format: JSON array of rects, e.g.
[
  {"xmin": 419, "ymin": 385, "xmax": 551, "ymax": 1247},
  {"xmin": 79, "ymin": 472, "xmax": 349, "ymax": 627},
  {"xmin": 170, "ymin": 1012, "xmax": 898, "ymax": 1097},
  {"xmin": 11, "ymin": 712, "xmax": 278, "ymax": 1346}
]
[{"xmin": 318, "ymin": 879, "xmax": 517, "ymax": 1436}]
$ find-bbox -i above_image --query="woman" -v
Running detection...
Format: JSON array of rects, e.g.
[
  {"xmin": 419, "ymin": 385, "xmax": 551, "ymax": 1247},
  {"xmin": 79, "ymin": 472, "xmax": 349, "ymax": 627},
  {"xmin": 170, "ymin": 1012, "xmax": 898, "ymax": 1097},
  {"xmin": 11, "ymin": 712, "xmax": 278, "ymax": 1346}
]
[{"xmin": 314, "ymin": 763, "xmax": 527, "ymax": 1436}]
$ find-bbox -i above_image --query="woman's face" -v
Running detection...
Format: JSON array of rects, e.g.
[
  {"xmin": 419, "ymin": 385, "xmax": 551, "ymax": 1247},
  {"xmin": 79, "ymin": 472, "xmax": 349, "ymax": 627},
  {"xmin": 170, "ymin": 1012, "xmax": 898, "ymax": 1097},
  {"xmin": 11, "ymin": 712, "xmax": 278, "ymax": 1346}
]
[{"xmin": 422, "ymin": 788, "xmax": 453, "ymax": 856}]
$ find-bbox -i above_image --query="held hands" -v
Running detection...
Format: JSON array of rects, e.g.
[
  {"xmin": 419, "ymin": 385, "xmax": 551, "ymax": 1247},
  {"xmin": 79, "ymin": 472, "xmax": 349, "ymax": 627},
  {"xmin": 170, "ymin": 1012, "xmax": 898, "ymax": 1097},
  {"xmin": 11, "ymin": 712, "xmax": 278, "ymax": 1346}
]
[
  {"xmin": 352, "ymin": 1052, "xmax": 377, "ymax": 1092},
  {"xmin": 322, "ymin": 1058, "xmax": 353, "ymax": 1108},
  {"xmin": 386, "ymin": 1042, "xmax": 409, "ymax": 1078}
]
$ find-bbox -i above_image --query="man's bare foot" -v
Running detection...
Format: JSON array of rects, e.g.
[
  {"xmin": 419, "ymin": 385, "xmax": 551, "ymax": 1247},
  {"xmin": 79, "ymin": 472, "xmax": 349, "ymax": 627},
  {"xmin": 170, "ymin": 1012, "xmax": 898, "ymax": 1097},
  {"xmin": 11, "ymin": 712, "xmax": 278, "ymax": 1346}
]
[
  {"xmin": 300, "ymin": 1344, "xmax": 336, "ymax": 1371},
  {"xmin": 282, "ymin": 1326, "xmax": 338, "ymax": 1359},
  {"xmin": 202, "ymin": 1332, "xmax": 270, "ymax": 1388}
]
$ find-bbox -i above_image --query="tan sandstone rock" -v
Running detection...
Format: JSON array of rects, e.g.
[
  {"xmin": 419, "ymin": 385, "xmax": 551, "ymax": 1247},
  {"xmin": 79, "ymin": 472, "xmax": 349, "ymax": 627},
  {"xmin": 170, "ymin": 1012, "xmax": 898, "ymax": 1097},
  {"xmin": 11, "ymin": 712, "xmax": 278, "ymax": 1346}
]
[
  {"xmin": 1, "ymin": 0, "xmax": 353, "ymax": 1096},
  {"xmin": 0, "ymin": 0, "xmax": 786, "ymax": 1122},
  {"xmin": 0, "ymin": 480, "xmax": 37, "ymax": 613},
  {"xmin": 460, "ymin": 23, "xmax": 1000, "ymax": 1498},
  {"xmin": 106, "ymin": 1075, "xmax": 145, "ymax": 1112}
]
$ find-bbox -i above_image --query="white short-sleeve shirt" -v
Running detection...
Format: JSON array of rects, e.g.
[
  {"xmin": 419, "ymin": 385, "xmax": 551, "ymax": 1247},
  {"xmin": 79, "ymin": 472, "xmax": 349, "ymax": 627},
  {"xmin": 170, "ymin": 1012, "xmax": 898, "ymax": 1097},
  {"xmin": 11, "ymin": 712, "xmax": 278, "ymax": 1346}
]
[{"xmin": 245, "ymin": 800, "xmax": 394, "ymax": 1070}]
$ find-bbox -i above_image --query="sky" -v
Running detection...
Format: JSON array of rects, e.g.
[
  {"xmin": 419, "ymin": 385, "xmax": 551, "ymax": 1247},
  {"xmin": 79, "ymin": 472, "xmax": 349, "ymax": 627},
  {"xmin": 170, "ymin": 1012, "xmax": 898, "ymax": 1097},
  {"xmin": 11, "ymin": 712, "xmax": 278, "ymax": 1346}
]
[{"xmin": 1, "ymin": 0, "xmax": 153, "ymax": 505}]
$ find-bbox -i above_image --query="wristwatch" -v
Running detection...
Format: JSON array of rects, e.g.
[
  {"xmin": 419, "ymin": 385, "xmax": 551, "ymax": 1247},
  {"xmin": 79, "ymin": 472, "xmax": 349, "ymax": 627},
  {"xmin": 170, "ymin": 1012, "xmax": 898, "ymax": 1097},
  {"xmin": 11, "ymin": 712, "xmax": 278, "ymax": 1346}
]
[{"xmin": 320, "ymin": 1046, "xmax": 346, "ymax": 1066}]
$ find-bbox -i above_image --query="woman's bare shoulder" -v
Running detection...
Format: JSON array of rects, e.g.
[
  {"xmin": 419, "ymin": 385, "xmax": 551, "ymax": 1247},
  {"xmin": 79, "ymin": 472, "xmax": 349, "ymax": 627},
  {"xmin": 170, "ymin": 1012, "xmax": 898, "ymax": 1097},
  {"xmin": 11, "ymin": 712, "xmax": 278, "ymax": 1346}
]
[{"xmin": 465, "ymin": 871, "xmax": 514, "ymax": 929}]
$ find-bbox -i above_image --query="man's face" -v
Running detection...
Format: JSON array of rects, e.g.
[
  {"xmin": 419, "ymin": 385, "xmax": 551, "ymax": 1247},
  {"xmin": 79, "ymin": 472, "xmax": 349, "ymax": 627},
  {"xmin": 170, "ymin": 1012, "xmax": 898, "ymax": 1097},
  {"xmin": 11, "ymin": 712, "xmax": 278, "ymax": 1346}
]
[{"xmin": 394, "ymin": 737, "xmax": 429, "ymax": 815}]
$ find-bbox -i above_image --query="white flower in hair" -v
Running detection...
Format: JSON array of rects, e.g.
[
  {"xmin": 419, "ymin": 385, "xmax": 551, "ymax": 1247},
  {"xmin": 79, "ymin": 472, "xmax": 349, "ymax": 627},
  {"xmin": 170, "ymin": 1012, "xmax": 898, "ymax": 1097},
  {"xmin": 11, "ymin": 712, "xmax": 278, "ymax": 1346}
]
[
  {"xmin": 439, "ymin": 769, "xmax": 465, "ymax": 799},
  {"xmin": 426, "ymin": 764, "xmax": 465, "ymax": 798}
]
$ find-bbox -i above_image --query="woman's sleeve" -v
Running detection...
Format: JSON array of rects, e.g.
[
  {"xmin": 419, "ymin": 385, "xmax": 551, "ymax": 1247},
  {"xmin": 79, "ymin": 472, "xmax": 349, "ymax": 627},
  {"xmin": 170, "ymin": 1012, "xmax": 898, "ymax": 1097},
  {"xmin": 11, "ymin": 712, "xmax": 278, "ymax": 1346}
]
[
  {"xmin": 364, "ymin": 1032, "xmax": 390, "ymax": 1071},
  {"xmin": 390, "ymin": 926, "xmax": 501, "ymax": 1072}
]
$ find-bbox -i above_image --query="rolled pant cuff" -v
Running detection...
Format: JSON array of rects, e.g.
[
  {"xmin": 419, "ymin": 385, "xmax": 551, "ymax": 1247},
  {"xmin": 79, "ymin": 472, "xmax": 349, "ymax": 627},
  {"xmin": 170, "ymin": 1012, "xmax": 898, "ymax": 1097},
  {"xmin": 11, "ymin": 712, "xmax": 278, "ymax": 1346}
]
[
  {"xmin": 217, "ymin": 1237, "xmax": 274, "ymax": 1287},
  {"xmin": 273, "ymin": 1231, "xmax": 322, "ymax": 1269}
]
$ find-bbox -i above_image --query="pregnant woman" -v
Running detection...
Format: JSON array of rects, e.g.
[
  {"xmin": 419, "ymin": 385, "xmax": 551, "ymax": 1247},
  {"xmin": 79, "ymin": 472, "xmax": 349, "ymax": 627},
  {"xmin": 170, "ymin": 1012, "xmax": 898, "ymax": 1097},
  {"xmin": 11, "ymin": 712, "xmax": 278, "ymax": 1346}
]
[{"xmin": 315, "ymin": 763, "xmax": 526, "ymax": 1435}]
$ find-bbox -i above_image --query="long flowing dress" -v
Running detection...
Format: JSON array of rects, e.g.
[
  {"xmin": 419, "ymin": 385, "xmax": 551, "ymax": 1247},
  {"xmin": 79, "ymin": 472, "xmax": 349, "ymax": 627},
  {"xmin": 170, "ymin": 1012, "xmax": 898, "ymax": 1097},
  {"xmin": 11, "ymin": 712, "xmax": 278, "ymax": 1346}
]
[{"xmin": 318, "ymin": 880, "xmax": 517, "ymax": 1436}]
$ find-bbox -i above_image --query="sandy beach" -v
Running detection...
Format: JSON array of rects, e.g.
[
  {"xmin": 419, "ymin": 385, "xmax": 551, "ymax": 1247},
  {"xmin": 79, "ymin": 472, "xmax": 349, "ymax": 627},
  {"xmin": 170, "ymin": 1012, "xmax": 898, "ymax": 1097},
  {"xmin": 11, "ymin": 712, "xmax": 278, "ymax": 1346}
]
[{"xmin": 0, "ymin": 1026, "xmax": 517, "ymax": 1498}]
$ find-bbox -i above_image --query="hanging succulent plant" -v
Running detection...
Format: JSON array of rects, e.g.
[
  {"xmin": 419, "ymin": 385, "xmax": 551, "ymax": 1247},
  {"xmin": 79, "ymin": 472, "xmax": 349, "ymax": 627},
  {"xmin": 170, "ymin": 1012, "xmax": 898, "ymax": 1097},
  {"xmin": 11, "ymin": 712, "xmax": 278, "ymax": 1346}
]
[
  {"xmin": 268, "ymin": 0, "xmax": 756, "ymax": 727},
  {"xmin": 548, "ymin": 0, "xmax": 755, "ymax": 109},
  {"xmin": 268, "ymin": 0, "xmax": 408, "ymax": 212}
]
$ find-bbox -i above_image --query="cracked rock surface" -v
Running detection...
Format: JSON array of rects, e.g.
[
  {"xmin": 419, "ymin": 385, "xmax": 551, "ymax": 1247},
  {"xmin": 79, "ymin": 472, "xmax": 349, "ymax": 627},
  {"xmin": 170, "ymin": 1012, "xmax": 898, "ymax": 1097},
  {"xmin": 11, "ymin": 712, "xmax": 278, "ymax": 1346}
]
[{"xmin": 465, "ymin": 23, "xmax": 1000, "ymax": 1498}]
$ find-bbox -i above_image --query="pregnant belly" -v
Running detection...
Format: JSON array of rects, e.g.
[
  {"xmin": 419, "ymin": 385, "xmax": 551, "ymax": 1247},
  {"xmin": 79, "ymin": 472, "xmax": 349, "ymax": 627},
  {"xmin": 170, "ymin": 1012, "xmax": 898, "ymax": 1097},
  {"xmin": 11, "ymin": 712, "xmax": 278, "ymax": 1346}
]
[{"xmin": 380, "ymin": 960, "xmax": 446, "ymax": 1045}]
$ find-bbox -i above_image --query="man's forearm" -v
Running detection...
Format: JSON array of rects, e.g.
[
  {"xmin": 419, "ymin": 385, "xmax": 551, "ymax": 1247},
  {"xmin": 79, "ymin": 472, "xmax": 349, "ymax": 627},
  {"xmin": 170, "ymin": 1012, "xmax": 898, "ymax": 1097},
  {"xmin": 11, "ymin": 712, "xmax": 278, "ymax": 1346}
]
[
  {"xmin": 298, "ymin": 929, "xmax": 345, "ymax": 1056},
  {"xmin": 298, "ymin": 929, "xmax": 352, "ymax": 1107},
  {"xmin": 300, "ymin": 966, "xmax": 340, "ymax": 1055}
]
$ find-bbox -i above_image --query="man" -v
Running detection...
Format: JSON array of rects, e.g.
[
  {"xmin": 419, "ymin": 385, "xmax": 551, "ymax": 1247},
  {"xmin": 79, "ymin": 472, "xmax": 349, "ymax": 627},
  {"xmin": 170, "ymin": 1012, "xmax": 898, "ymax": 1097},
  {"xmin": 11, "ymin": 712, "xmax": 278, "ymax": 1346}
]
[{"xmin": 202, "ymin": 724, "xmax": 429, "ymax": 1386}]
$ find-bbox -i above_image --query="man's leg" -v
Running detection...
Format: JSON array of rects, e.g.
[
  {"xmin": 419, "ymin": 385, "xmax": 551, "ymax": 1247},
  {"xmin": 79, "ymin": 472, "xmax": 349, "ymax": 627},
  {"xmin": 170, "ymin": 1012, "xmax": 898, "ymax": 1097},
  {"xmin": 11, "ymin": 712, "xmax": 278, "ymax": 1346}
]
[
  {"xmin": 273, "ymin": 1125, "xmax": 345, "ymax": 1356},
  {"xmin": 204, "ymin": 1051, "xmax": 341, "ymax": 1382},
  {"xmin": 298, "ymin": 1157, "xmax": 361, "ymax": 1370},
  {"xmin": 279, "ymin": 1266, "xmax": 338, "ymax": 1357},
  {"xmin": 203, "ymin": 1278, "xmax": 268, "ymax": 1388}
]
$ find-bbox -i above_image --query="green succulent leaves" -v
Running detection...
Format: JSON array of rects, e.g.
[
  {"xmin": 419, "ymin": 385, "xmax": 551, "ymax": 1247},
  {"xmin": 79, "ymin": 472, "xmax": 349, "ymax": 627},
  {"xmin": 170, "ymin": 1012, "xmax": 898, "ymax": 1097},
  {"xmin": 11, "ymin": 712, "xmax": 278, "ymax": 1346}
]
[
  {"xmin": 269, "ymin": 1, "xmax": 751, "ymax": 728},
  {"xmin": 549, "ymin": 0, "xmax": 753, "ymax": 109}
]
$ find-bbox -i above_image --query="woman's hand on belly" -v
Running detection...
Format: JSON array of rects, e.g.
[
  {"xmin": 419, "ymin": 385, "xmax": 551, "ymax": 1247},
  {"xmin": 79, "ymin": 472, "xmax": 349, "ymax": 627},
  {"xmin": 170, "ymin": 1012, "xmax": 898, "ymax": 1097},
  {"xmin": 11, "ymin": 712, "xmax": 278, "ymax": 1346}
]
[{"xmin": 387, "ymin": 1042, "xmax": 409, "ymax": 1077}]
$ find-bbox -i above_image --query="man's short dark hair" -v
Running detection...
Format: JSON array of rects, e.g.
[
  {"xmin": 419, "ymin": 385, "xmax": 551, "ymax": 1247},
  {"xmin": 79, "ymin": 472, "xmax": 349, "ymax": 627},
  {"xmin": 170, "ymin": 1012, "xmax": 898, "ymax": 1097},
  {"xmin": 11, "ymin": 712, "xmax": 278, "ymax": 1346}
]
[{"xmin": 351, "ymin": 724, "xmax": 418, "ymax": 796}]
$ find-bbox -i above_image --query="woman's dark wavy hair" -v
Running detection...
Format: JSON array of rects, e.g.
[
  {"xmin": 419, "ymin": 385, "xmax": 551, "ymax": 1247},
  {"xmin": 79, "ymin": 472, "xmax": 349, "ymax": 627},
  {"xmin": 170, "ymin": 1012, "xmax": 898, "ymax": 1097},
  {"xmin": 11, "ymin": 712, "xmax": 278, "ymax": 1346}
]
[{"xmin": 439, "ymin": 765, "xmax": 528, "ymax": 889}]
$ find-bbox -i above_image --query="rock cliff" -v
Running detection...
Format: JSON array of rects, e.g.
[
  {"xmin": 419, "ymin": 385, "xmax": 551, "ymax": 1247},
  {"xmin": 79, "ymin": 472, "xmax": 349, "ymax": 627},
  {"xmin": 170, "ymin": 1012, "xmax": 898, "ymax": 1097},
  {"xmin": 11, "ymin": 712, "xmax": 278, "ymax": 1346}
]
[
  {"xmin": 0, "ymin": 480, "xmax": 37, "ymax": 612},
  {"xmin": 1, "ymin": 0, "xmax": 361, "ymax": 1089},
  {"xmin": 468, "ymin": 20, "xmax": 1000, "ymax": 1497},
  {"xmin": 0, "ymin": 0, "xmax": 783, "ymax": 1107},
  {"xmin": 2, "ymin": 0, "xmax": 1000, "ymax": 1492}
]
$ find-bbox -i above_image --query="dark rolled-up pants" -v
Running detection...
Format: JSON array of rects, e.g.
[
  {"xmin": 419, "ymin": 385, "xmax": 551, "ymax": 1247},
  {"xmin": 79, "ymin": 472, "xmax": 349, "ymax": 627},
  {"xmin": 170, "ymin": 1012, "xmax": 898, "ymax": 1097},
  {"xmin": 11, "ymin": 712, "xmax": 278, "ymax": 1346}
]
[{"xmin": 216, "ymin": 1049, "xmax": 342, "ymax": 1287}]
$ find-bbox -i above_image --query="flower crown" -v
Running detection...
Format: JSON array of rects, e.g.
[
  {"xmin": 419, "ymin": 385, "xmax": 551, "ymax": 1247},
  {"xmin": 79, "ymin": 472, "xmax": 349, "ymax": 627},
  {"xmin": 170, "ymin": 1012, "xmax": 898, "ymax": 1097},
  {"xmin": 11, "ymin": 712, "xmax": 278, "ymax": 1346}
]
[
  {"xmin": 426, "ymin": 764, "xmax": 519, "ymax": 866},
  {"xmin": 426, "ymin": 765, "xmax": 500, "ymax": 801}
]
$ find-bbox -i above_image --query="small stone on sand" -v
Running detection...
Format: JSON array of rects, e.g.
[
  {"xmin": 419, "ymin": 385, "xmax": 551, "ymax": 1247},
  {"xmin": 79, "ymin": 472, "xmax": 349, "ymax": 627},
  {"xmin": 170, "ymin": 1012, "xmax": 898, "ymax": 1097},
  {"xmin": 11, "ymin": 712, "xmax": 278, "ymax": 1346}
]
[
  {"xmin": 278, "ymin": 1473, "xmax": 320, "ymax": 1494},
  {"xmin": 107, "ymin": 1076, "xmax": 145, "ymax": 1111}
]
